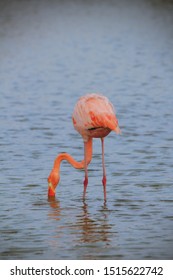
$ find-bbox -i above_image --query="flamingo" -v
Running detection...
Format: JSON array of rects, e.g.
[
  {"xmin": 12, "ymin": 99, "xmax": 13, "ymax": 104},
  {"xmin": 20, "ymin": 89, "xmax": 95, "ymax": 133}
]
[{"xmin": 48, "ymin": 93, "xmax": 121, "ymax": 201}]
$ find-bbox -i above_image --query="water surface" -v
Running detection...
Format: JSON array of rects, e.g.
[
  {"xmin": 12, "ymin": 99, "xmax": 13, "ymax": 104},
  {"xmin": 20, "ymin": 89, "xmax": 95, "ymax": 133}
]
[{"xmin": 0, "ymin": 0, "xmax": 173, "ymax": 259}]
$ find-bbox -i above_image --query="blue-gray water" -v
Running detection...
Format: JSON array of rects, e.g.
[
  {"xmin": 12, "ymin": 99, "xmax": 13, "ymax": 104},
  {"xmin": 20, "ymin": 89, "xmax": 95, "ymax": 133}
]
[{"xmin": 0, "ymin": 0, "xmax": 173, "ymax": 259}]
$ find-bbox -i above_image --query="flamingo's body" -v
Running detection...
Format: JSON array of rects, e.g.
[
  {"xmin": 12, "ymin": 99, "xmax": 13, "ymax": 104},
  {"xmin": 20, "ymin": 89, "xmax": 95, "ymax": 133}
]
[{"xmin": 48, "ymin": 93, "xmax": 120, "ymax": 201}]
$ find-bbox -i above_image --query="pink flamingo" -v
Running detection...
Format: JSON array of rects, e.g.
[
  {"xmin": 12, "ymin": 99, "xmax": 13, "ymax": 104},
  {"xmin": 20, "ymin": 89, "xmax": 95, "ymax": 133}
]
[{"xmin": 48, "ymin": 93, "xmax": 121, "ymax": 201}]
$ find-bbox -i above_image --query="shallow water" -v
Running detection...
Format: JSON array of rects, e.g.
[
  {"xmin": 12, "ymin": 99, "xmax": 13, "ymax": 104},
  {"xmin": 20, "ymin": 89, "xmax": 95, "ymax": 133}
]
[{"xmin": 0, "ymin": 0, "xmax": 173, "ymax": 259}]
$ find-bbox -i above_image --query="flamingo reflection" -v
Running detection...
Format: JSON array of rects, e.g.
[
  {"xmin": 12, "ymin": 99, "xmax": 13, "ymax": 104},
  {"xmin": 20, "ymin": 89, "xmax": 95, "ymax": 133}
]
[
  {"xmin": 75, "ymin": 202, "xmax": 112, "ymax": 244},
  {"xmin": 48, "ymin": 198, "xmax": 113, "ymax": 245}
]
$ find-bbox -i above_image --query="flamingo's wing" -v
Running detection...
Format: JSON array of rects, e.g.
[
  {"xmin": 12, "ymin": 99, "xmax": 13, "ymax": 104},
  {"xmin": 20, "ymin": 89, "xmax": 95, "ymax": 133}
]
[{"xmin": 72, "ymin": 93, "xmax": 121, "ymax": 138}]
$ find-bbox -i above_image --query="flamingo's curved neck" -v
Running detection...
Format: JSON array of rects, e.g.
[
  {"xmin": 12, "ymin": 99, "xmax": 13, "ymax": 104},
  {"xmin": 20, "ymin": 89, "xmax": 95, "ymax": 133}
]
[{"xmin": 53, "ymin": 138, "xmax": 92, "ymax": 174}]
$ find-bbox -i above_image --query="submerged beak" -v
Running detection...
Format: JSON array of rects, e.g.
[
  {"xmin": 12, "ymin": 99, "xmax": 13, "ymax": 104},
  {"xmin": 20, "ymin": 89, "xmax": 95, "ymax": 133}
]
[{"xmin": 48, "ymin": 182, "xmax": 55, "ymax": 197}]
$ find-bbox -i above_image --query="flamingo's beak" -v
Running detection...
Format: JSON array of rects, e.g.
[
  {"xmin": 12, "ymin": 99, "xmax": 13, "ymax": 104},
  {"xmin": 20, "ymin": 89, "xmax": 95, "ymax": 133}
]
[{"xmin": 48, "ymin": 182, "xmax": 55, "ymax": 197}]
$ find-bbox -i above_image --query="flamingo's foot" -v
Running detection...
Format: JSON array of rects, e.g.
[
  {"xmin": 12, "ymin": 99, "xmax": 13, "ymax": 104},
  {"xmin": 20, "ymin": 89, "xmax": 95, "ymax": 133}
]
[
  {"xmin": 102, "ymin": 176, "xmax": 107, "ymax": 202},
  {"xmin": 83, "ymin": 176, "xmax": 88, "ymax": 200}
]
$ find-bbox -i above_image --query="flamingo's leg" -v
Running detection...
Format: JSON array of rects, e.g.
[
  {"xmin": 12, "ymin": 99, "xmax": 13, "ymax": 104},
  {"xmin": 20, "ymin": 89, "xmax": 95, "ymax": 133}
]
[
  {"xmin": 83, "ymin": 141, "xmax": 88, "ymax": 200},
  {"xmin": 101, "ymin": 138, "xmax": 107, "ymax": 201}
]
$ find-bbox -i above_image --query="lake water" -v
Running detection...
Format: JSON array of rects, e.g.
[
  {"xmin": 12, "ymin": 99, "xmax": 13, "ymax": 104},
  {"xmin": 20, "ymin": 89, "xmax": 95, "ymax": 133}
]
[{"xmin": 0, "ymin": 0, "xmax": 173, "ymax": 260}]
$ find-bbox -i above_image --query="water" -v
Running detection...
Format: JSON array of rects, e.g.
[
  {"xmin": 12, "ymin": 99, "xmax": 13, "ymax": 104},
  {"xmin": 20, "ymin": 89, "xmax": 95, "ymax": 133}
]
[{"xmin": 0, "ymin": 0, "xmax": 173, "ymax": 259}]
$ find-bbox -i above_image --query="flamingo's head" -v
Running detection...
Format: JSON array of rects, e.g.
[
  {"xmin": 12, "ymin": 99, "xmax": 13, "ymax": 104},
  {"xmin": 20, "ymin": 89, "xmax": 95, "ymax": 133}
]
[{"xmin": 47, "ymin": 171, "xmax": 60, "ymax": 197}]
